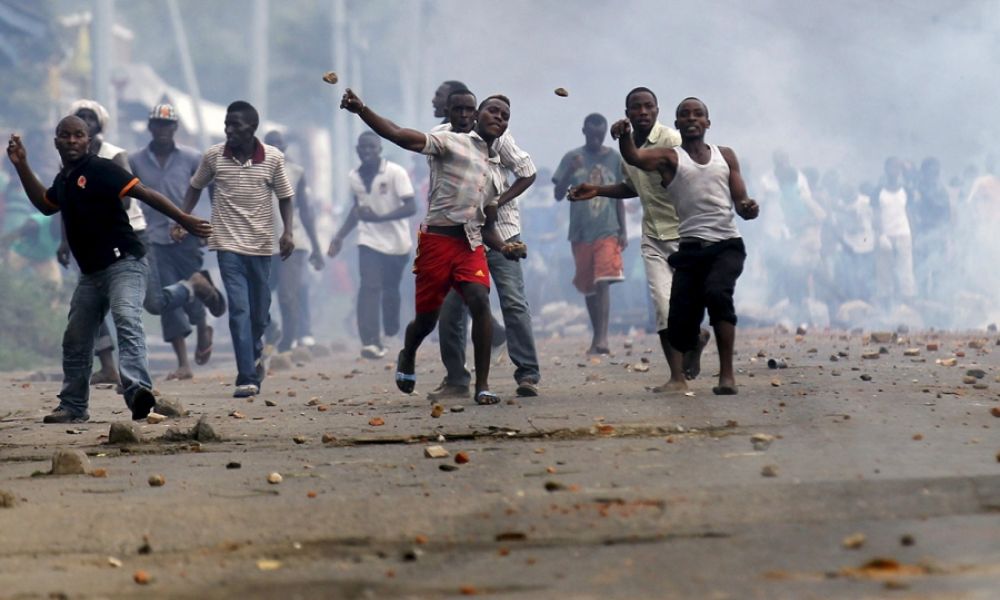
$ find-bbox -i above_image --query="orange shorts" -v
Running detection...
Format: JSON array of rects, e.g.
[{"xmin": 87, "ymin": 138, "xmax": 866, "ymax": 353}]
[
  {"xmin": 413, "ymin": 232, "xmax": 490, "ymax": 314},
  {"xmin": 572, "ymin": 236, "xmax": 624, "ymax": 296}
]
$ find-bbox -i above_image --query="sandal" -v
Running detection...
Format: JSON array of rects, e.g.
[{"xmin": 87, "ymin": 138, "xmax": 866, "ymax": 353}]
[
  {"xmin": 474, "ymin": 390, "xmax": 501, "ymax": 405},
  {"xmin": 194, "ymin": 325, "xmax": 214, "ymax": 365},
  {"xmin": 394, "ymin": 350, "xmax": 416, "ymax": 393}
]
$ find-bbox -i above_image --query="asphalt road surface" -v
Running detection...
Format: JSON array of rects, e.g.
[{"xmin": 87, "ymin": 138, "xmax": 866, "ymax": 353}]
[{"xmin": 1, "ymin": 328, "xmax": 998, "ymax": 599}]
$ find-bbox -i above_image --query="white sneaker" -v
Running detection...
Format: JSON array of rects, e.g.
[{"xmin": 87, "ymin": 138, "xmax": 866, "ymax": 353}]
[
  {"xmin": 361, "ymin": 345, "xmax": 387, "ymax": 359},
  {"xmin": 299, "ymin": 336, "xmax": 316, "ymax": 347}
]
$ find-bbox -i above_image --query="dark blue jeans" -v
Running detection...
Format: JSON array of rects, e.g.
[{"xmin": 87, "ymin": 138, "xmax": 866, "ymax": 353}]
[
  {"xmin": 218, "ymin": 250, "xmax": 271, "ymax": 387},
  {"xmin": 58, "ymin": 256, "xmax": 156, "ymax": 418},
  {"xmin": 147, "ymin": 237, "xmax": 207, "ymax": 341}
]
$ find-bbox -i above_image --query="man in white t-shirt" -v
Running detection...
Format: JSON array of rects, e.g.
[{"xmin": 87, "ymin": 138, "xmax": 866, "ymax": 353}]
[
  {"xmin": 328, "ymin": 131, "xmax": 416, "ymax": 358},
  {"xmin": 873, "ymin": 156, "xmax": 916, "ymax": 303}
]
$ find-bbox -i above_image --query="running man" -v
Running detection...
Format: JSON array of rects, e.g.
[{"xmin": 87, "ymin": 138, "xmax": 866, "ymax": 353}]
[
  {"xmin": 608, "ymin": 97, "xmax": 759, "ymax": 394},
  {"xmin": 339, "ymin": 88, "xmax": 525, "ymax": 405}
]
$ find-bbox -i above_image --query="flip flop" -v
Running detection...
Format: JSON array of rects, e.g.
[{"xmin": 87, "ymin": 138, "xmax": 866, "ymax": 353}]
[
  {"xmin": 712, "ymin": 385, "xmax": 739, "ymax": 395},
  {"xmin": 395, "ymin": 350, "xmax": 416, "ymax": 393},
  {"xmin": 194, "ymin": 325, "xmax": 214, "ymax": 365},
  {"xmin": 474, "ymin": 390, "xmax": 501, "ymax": 405}
]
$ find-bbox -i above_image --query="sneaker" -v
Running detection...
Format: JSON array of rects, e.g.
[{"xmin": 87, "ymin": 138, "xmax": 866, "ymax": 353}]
[
  {"xmin": 516, "ymin": 380, "xmax": 539, "ymax": 397},
  {"xmin": 42, "ymin": 407, "xmax": 88, "ymax": 424},
  {"xmin": 361, "ymin": 344, "xmax": 387, "ymax": 359},
  {"xmin": 188, "ymin": 271, "xmax": 227, "ymax": 317},
  {"xmin": 299, "ymin": 336, "xmax": 316, "ymax": 347},
  {"xmin": 130, "ymin": 388, "xmax": 157, "ymax": 421},
  {"xmin": 233, "ymin": 384, "xmax": 259, "ymax": 398},
  {"xmin": 427, "ymin": 379, "xmax": 470, "ymax": 401}
]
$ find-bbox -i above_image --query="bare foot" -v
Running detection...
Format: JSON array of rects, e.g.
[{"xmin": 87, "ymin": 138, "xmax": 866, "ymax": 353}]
[
  {"xmin": 683, "ymin": 329, "xmax": 712, "ymax": 380},
  {"xmin": 649, "ymin": 380, "xmax": 688, "ymax": 394},
  {"xmin": 713, "ymin": 376, "xmax": 738, "ymax": 395},
  {"xmin": 90, "ymin": 369, "xmax": 121, "ymax": 386},
  {"xmin": 165, "ymin": 367, "xmax": 194, "ymax": 381}
]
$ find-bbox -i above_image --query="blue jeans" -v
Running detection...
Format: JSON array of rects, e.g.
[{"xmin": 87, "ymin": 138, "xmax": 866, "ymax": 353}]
[
  {"xmin": 438, "ymin": 234, "xmax": 541, "ymax": 385},
  {"xmin": 218, "ymin": 251, "xmax": 271, "ymax": 387},
  {"xmin": 58, "ymin": 256, "xmax": 157, "ymax": 418},
  {"xmin": 147, "ymin": 237, "xmax": 206, "ymax": 341}
]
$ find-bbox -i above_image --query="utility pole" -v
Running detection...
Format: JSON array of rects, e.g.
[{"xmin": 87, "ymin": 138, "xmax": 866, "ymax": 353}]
[
  {"xmin": 330, "ymin": 0, "xmax": 348, "ymax": 210},
  {"xmin": 251, "ymin": 0, "xmax": 269, "ymax": 123},
  {"xmin": 166, "ymin": 0, "xmax": 209, "ymax": 149},
  {"xmin": 92, "ymin": 0, "xmax": 113, "ymax": 133}
]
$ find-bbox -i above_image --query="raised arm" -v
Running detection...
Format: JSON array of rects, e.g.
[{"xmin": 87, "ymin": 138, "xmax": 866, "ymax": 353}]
[
  {"xmin": 340, "ymin": 89, "xmax": 426, "ymax": 153},
  {"xmin": 612, "ymin": 119, "xmax": 670, "ymax": 173},
  {"xmin": 719, "ymin": 146, "xmax": 759, "ymax": 220},
  {"xmin": 5, "ymin": 135, "xmax": 58, "ymax": 216}
]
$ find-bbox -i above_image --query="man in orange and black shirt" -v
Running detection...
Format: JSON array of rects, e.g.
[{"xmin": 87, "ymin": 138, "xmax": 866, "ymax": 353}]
[{"xmin": 5, "ymin": 116, "xmax": 214, "ymax": 423}]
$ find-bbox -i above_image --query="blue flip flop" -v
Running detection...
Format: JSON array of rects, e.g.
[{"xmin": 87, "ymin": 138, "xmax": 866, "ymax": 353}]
[
  {"xmin": 474, "ymin": 390, "xmax": 501, "ymax": 405},
  {"xmin": 395, "ymin": 350, "xmax": 416, "ymax": 393}
]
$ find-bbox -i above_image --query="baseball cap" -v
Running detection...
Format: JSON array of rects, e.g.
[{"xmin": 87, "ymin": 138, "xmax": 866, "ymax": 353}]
[{"xmin": 149, "ymin": 103, "xmax": 179, "ymax": 122}]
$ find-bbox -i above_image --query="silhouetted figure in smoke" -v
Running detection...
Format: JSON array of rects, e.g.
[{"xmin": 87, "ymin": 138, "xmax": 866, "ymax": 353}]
[
  {"xmin": 339, "ymin": 88, "xmax": 526, "ymax": 405},
  {"xmin": 553, "ymin": 113, "xmax": 626, "ymax": 355},
  {"xmin": 759, "ymin": 150, "xmax": 826, "ymax": 327},
  {"xmin": 328, "ymin": 131, "xmax": 416, "ymax": 359},
  {"xmin": 610, "ymin": 97, "xmax": 758, "ymax": 395},
  {"xmin": 872, "ymin": 157, "xmax": 916, "ymax": 308},
  {"xmin": 911, "ymin": 157, "xmax": 950, "ymax": 298},
  {"xmin": 570, "ymin": 88, "xmax": 710, "ymax": 383},
  {"xmin": 263, "ymin": 130, "xmax": 325, "ymax": 352}
]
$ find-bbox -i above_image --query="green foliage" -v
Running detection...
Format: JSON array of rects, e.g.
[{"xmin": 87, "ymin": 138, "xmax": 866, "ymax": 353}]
[{"xmin": 0, "ymin": 264, "xmax": 65, "ymax": 371}]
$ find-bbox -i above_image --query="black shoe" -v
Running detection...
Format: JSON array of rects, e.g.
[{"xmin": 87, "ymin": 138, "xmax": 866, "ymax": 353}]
[
  {"xmin": 43, "ymin": 407, "xmax": 89, "ymax": 424},
  {"xmin": 130, "ymin": 388, "xmax": 156, "ymax": 421}
]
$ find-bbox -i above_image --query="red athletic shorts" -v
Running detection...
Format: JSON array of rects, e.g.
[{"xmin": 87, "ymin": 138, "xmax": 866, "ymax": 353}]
[
  {"xmin": 571, "ymin": 236, "xmax": 624, "ymax": 296},
  {"xmin": 413, "ymin": 232, "xmax": 490, "ymax": 314}
]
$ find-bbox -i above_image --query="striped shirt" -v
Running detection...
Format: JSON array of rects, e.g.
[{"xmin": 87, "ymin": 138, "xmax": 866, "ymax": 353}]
[
  {"xmin": 421, "ymin": 130, "xmax": 503, "ymax": 249},
  {"xmin": 190, "ymin": 139, "xmax": 294, "ymax": 256}
]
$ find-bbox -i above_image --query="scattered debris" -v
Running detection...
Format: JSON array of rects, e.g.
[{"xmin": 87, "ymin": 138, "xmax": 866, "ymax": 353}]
[
  {"xmin": 267, "ymin": 472, "xmax": 283, "ymax": 484},
  {"xmin": 430, "ymin": 404, "xmax": 444, "ymax": 418},
  {"xmin": 133, "ymin": 570, "xmax": 151, "ymax": 585},
  {"xmin": 50, "ymin": 449, "xmax": 91, "ymax": 475},
  {"xmin": 108, "ymin": 422, "xmax": 140, "ymax": 445},
  {"xmin": 842, "ymin": 532, "xmax": 866, "ymax": 549},
  {"xmin": 761, "ymin": 465, "xmax": 778, "ymax": 477},
  {"xmin": 147, "ymin": 474, "xmax": 165, "ymax": 487},
  {"xmin": 424, "ymin": 445, "xmax": 449, "ymax": 459},
  {"xmin": 226, "ymin": 462, "xmax": 241, "ymax": 469},
  {"xmin": 455, "ymin": 451, "xmax": 470, "ymax": 464},
  {"xmin": 256, "ymin": 559, "xmax": 282, "ymax": 571},
  {"xmin": 369, "ymin": 417, "xmax": 385, "ymax": 426},
  {"xmin": 146, "ymin": 412, "xmax": 167, "ymax": 425},
  {"xmin": 0, "ymin": 489, "xmax": 17, "ymax": 508},
  {"xmin": 750, "ymin": 433, "xmax": 775, "ymax": 451}
]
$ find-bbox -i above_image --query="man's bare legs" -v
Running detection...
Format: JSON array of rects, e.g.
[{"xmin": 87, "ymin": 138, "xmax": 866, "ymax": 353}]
[
  {"xmin": 166, "ymin": 337, "xmax": 193, "ymax": 380},
  {"xmin": 397, "ymin": 309, "xmax": 440, "ymax": 389},
  {"xmin": 712, "ymin": 320, "xmax": 738, "ymax": 394},
  {"xmin": 90, "ymin": 348, "xmax": 121, "ymax": 387},
  {"xmin": 585, "ymin": 281, "xmax": 610, "ymax": 354},
  {"xmin": 652, "ymin": 330, "xmax": 687, "ymax": 393},
  {"xmin": 459, "ymin": 281, "xmax": 494, "ymax": 396}
]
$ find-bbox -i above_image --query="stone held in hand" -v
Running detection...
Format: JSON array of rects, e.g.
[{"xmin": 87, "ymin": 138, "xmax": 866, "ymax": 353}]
[{"xmin": 50, "ymin": 449, "xmax": 91, "ymax": 475}]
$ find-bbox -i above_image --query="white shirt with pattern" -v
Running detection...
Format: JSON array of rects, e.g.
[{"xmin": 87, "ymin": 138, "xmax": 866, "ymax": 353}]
[{"xmin": 349, "ymin": 159, "xmax": 415, "ymax": 255}]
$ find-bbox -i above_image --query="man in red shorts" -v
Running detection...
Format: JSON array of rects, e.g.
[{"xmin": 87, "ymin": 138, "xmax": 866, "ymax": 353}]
[
  {"xmin": 553, "ymin": 113, "xmax": 626, "ymax": 355},
  {"xmin": 339, "ymin": 88, "xmax": 525, "ymax": 405}
]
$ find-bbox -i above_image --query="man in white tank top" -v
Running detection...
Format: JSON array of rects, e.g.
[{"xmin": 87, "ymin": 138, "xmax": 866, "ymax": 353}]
[{"xmin": 614, "ymin": 97, "xmax": 759, "ymax": 395}]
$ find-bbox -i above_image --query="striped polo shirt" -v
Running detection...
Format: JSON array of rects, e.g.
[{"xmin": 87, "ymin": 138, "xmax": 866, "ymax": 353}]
[{"xmin": 190, "ymin": 139, "xmax": 294, "ymax": 256}]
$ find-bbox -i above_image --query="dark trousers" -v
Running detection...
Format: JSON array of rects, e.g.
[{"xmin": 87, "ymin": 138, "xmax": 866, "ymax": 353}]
[
  {"xmin": 357, "ymin": 245, "xmax": 410, "ymax": 347},
  {"xmin": 147, "ymin": 237, "xmax": 206, "ymax": 341},
  {"xmin": 667, "ymin": 238, "xmax": 746, "ymax": 352}
]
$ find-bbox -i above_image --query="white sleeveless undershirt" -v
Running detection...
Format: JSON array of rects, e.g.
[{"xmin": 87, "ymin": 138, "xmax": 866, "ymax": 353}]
[{"xmin": 666, "ymin": 144, "xmax": 740, "ymax": 242}]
